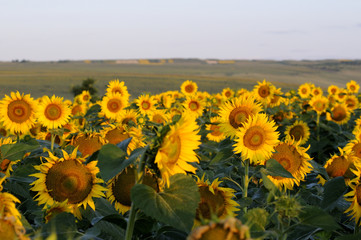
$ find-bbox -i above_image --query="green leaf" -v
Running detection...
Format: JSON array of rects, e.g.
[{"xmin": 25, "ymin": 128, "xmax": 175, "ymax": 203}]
[
  {"xmin": 131, "ymin": 174, "xmax": 200, "ymax": 232},
  {"xmin": 209, "ymin": 148, "xmax": 234, "ymax": 165},
  {"xmin": 266, "ymin": 158, "xmax": 294, "ymax": 178},
  {"xmin": 116, "ymin": 137, "xmax": 132, "ymax": 153},
  {"xmin": 260, "ymin": 169, "xmax": 276, "ymax": 191},
  {"xmin": 299, "ymin": 206, "xmax": 340, "ymax": 231},
  {"xmin": 321, "ymin": 176, "xmax": 347, "ymax": 210},
  {"xmin": 97, "ymin": 144, "xmax": 127, "ymax": 182},
  {"xmin": 335, "ymin": 232, "xmax": 361, "ymax": 240},
  {"xmin": 0, "ymin": 142, "xmax": 39, "ymax": 161}
]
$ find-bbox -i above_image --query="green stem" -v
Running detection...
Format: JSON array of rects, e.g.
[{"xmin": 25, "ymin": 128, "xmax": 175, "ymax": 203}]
[
  {"xmin": 243, "ymin": 159, "xmax": 250, "ymax": 213},
  {"xmin": 50, "ymin": 131, "xmax": 55, "ymax": 152},
  {"xmin": 316, "ymin": 114, "xmax": 320, "ymax": 141},
  {"xmin": 124, "ymin": 145, "xmax": 150, "ymax": 240},
  {"xmin": 16, "ymin": 133, "xmax": 20, "ymax": 143}
]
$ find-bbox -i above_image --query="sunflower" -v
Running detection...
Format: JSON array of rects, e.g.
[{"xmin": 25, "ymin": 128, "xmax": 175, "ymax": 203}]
[
  {"xmin": 326, "ymin": 103, "xmax": 351, "ymax": 125},
  {"xmin": 347, "ymin": 80, "xmax": 360, "ymax": 94},
  {"xmin": 30, "ymin": 148, "xmax": 106, "ymax": 212},
  {"xmin": 328, "ymin": 85, "xmax": 340, "ymax": 96},
  {"xmin": 161, "ymin": 93, "xmax": 175, "ymax": 109},
  {"xmin": 344, "ymin": 139, "xmax": 361, "ymax": 160},
  {"xmin": 266, "ymin": 139, "xmax": 313, "ymax": 190},
  {"xmin": 0, "ymin": 122, "xmax": 9, "ymax": 137},
  {"xmin": 0, "ymin": 177, "xmax": 22, "ymax": 223},
  {"xmin": 70, "ymin": 132, "xmax": 106, "ymax": 157},
  {"xmin": 353, "ymin": 127, "xmax": 361, "ymax": 141},
  {"xmin": 148, "ymin": 109, "xmax": 170, "ymax": 124},
  {"xmin": 36, "ymin": 95, "xmax": 71, "ymax": 129},
  {"xmin": 206, "ymin": 117, "xmax": 225, "ymax": 142},
  {"xmin": 311, "ymin": 87, "xmax": 323, "ymax": 97},
  {"xmin": 0, "ymin": 215, "xmax": 28, "ymax": 240},
  {"xmin": 183, "ymin": 96, "xmax": 205, "ymax": 118},
  {"xmin": 336, "ymin": 89, "xmax": 348, "ymax": 102},
  {"xmin": 309, "ymin": 95, "xmax": 329, "ymax": 115},
  {"xmin": 187, "ymin": 217, "xmax": 251, "ymax": 240},
  {"xmin": 71, "ymin": 103, "xmax": 87, "ymax": 116},
  {"xmin": 154, "ymin": 115, "xmax": 201, "ymax": 187},
  {"xmin": 135, "ymin": 94, "xmax": 157, "ymax": 116},
  {"xmin": 284, "ymin": 120, "xmax": 310, "ymax": 145},
  {"xmin": 78, "ymin": 90, "xmax": 91, "ymax": 104},
  {"xmin": 345, "ymin": 173, "xmax": 361, "ymax": 226},
  {"xmin": 253, "ymin": 79, "xmax": 275, "ymax": 105},
  {"xmin": 101, "ymin": 93, "xmax": 128, "ymax": 120},
  {"xmin": 195, "ymin": 176, "xmax": 239, "ymax": 222},
  {"xmin": 233, "ymin": 113, "xmax": 279, "ymax": 165},
  {"xmin": 218, "ymin": 96, "xmax": 263, "ymax": 139},
  {"xmin": 269, "ymin": 88, "xmax": 284, "ymax": 108},
  {"xmin": 345, "ymin": 95, "xmax": 359, "ymax": 111},
  {"xmin": 0, "ymin": 91, "xmax": 36, "ymax": 134},
  {"xmin": 324, "ymin": 148, "xmax": 360, "ymax": 182},
  {"xmin": 44, "ymin": 201, "xmax": 74, "ymax": 223},
  {"xmin": 181, "ymin": 80, "xmax": 198, "ymax": 95},
  {"xmin": 221, "ymin": 88, "xmax": 235, "ymax": 99},
  {"xmin": 106, "ymin": 166, "xmax": 159, "ymax": 214},
  {"xmin": 298, "ymin": 83, "xmax": 312, "ymax": 99},
  {"xmin": 106, "ymin": 79, "xmax": 130, "ymax": 100}
]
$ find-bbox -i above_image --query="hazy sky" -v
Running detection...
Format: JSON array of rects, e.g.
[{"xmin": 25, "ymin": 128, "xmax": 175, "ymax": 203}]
[{"xmin": 1, "ymin": 0, "xmax": 361, "ymax": 61}]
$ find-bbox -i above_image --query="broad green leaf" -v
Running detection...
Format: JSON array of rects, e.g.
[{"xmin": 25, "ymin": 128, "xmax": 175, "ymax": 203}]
[
  {"xmin": 321, "ymin": 176, "xmax": 347, "ymax": 210},
  {"xmin": 97, "ymin": 144, "xmax": 127, "ymax": 182},
  {"xmin": 260, "ymin": 169, "xmax": 276, "ymax": 191},
  {"xmin": 131, "ymin": 174, "xmax": 200, "ymax": 232},
  {"xmin": 335, "ymin": 232, "xmax": 361, "ymax": 240},
  {"xmin": 0, "ymin": 142, "xmax": 39, "ymax": 161},
  {"xmin": 299, "ymin": 206, "xmax": 340, "ymax": 231},
  {"xmin": 209, "ymin": 148, "xmax": 234, "ymax": 165},
  {"xmin": 266, "ymin": 158, "xmax": 294, "ymax": 178}
]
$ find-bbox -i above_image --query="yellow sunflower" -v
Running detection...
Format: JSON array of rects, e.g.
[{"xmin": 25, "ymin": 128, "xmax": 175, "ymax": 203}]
[
  {"xmin": 221, "ymin": 88, "xmax": 235, "ymax": 99},
  {"xmin": 344, "ymin": 139, "xmax": 361, "ymax": 160},
  {"xmin": 206, "ymin": 117, "xmax": 225, "ymax": 142},
  {"xmin": 269, "ymin": 88, "xmax": 284, "ymax": 108},
  {"xmin": 298, "ymin": 83, "xmax": 312, "ymax": 99},
  {"xmin": 117, "ymin": 109, "xmax": 139, "ymax": 126},
  {"xmin": 154, "ymin": 115, "xmax": 201, "ymax": 187},
  {"xmin": 328, "ymin": 85, "xmax": 340, "ymax": 96},
  {"xmin": 44, "ymin": 201, "xmax": 74, "ymax": 223},
  {"xmin": 101, "ymin": 93, "xmax": 128, "ymax": 120},
  {"xmin": 71, "ymin": 103, "xmax": 87, "ymax": 117},
  {"xmin": 70, "ymin": 132, "xmax": 106, "ymax": 157},
  {"xmin": 78, "ymin": 90, "xmax": 91, "ymax": 104},
  {"xmin": 0, "ymin": 177, "xmax": 22, "ymax": 223},
  {"xmin": 30, "ymin": 148, "xmax": 106, "ymax": 212},
  {"xmin": 0, "ymin": 215, "xmax": 28, "ymax": 240},
  {"xmin": 284, "ymin": 120, "xmax": 310, "ymax": 145},
  {"xmin": 326, "ymin": 103, "xmax": 351, "ymax": 125},
  {"xmin": 308, "ymin": 95, "xmax": 329, "ymax": 115},
  {"xmin": 347, "ymin": 80, "xmax": 360, "ymax": 94},
  {"xmin": 0, "ymin": 122, "xmax": 9, "ymax": 137},
  {"xmin": 0, "ymin": 91, "xmax": 36, "ymax": 134},
  {"xmin": 161, "ymin": 93, "xmax": 175, "ymax": 109},
  {"xmin": 253, "ymin": 79, "xmax": 275, "ymax": 105},
  {"xmin": 106, "ymin": 79, "xmax": 130, "ymax": 100},
  {"xmin": 218, "ymin": 96, "xmax": 263, "ymax": 139},
  {"xmin": 183, "ymin": 96, "xmax": 205, "ymax": 118},
  {"xmin": 266, "ymin": 139, "xmax": 313, "ymax": 190},
  {"xmin": 353, "ymin": 127, "xmax": 361, "ymax": 141},
  {"xmin": 336, "ymin": 89, "xmax": 348, "ymax": 102},
  {"xmin": 181, "ymin": 80, "xmax": 198, "ymax": 95},
  {"xmin": 311, "ymin": 87, "xmax": 323, "ymax": 97},
  {"xmin": 106, "ymin": 166, "xmax": 159, "ymax": 214},
  {"xmin": 148, "ymin": 109, "xmax": 170, "ymax": 124},
  {"xmin": 135, "ymin": 94, "xmax": 157, "ymax": 116},
  {"xmin": 345, "ymin": 173, "xmax": 361, "ymax": 226},
  {"xmin": 36, "ymin": 95, "xmax": 71, "ymax": 129},
  {"xmin": 345, "ymin": 95, "xmax": 359, "ymax": 111},
  {"xmin": 195, "ymin": 176, "xmax": 239, "ymax": 223},
  {"xmin": 233, "ymin": 113, "xmax": 279, "ymax": 165}
]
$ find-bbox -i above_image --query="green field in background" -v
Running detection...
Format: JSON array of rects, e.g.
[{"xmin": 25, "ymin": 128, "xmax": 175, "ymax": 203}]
[{"xmin": 0, "ymin": 59, "xmax": 360, "ymax": 100}]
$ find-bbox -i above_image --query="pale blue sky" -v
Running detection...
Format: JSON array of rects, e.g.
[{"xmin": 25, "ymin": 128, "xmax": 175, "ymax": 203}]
[{"xmin": 1, "ymin": 0, "xmax": 360, "ymax": 61}]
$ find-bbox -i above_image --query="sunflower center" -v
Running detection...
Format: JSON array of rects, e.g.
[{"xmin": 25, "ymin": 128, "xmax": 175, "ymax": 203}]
[
  {"xmin": 352, "ymin": 143, "xmax": 361, "ymax": 158},
  {"xmin": 107, "ymin": 99, "xmax": 123, "ymax": 113},
  {"xmin": 346, "ymin": 98, "xmax": 356, "ymax": 108},
  {"xmin": 278, "ymin": 157, "xmax": 291, "ymax": 170},
  {"xmin": 229, "ymin": 107, "xmax": 250, "ymax": 129},
  {"xmin": 185, "ymin": 84, "xmax": 194, "ymax": 93},
  {"xmin": 45, "ymin": 103, "xmax": 62, "ymax": 120},
  {"xmin": 314, "ymin": 101, "xmax": 326, "ymax": 112},
  {"xmin": 45, "ymin": 160, "xmax": 93, "ymax": 204},
  {"xmin": 83, "ymin": 95, "xmax": 90, "ymax": 101},
  {"xmin": 258, "ymin": 86, "xmax": 270, "ymax": 98},
  {"xmin": 289, "ymin": 125, "xmax": 304, "ymax": 141},
  {"xmin": 7, "ymin": 100, "xmax": 32, "ymax": 123},
  {"xmin": 332, "ymin": 106, "xmax": 347, "ymax": 121},
  {"xmin": 224, "ymin": 91, "xmax": 231, "ymax": 97},
  {"xmin": 243, "ymin": 126, "xmax": 265, "ymax": 150},
  {"xmin": 189, "ymin": 101, "xmax": 200, "ymax": 111},
  {"xmin": 141, "ymin": 101, "xmax": 151, "ymax": 110},
  {"xmin": 210, "ymin": 124, "xmax": 222, "ymax": 136},
  {"xmin": 272, "ymin": 144, "xmax": 302, "ymax": 179},
  {"xmin": 301, "ymin": 88, "xmax": 307, "ymax": 94},
  {"xmin": 331, "ymin": 88, "xmax": 337, "ymax": 94},
  {"xmin": 196, "ymin": 186, "xmax": 226, "ymax": 220},
  {"xmin": 350, "ymin": 85, "xmax": 356, "ymax": 91}
]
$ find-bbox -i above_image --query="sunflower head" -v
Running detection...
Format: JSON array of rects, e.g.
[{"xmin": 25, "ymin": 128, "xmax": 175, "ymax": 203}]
[
  {"xmin": 221, "ymin": 88, "xmax": 235, "ymax": 99},
  {"xmin": 78, "ymin": 90, "xmax": 91, "ymax": 104},
  {"xmin": 206, "ymin": 117, "xmax": 225, "ymax": 142},
  {"xmin": 181, "ymin": 80, "xmax": 198, "ymax": 95},
  {"xmin": 70, "ymin": 132, "xmax": 106, "ymax": 157},
  {"xmin": 36, "ymin": 95, "xmax": 71, "ymax": 129},
  {"xmin": 344, "ymin": 139, "xmax": 361, "ymax": 160},
  {"xmin": 328, "ymin": 85, "xmax": 340, "ymax": 96},
  {"xmin": 347, "ymin": 80, "xmax": 360, "ymax": 94},
  {"xmin": 298, "ymin": 83, "xmax": 312, "ymax": 99},
  {"xmin": 345, "ymin": 175, "xmax": 361, "ymax": 226},
  {"xmin": 309, "ymin": 95, "xmax": 329, "ymax": 115},
  {"xmin": 324, "ymin": 148, "xmax": 360, "ymax": 181},
  {"xmin": 135, "ymin": 94, "xmax": 157, "ymax": 115},
  {"xmin": 253, "ymin": 79, "xmax": 275, "ymax": 105},
  {"xmin": 345, "ymin": 95, "xmax": 359, "ymax": 111},
  {"xmin": 284, "ymin": 120, "xmax": 310, "ymax": 145},
  {"xmin": 101, "ymin": 93, "xmax": 128, "ymax": 120},
  {"xmin": 311, "ymin": 87, "xmax": 323, "ymax": 97},
  {"xmin": 183, "ymin": 96, "xmax": 205, "ymax": 118},
  {"xmin": 0, "ymin": 215, "xmax": 28, "ymax": 240},
  {"xmin": 106, "ymin": 79, "xmax": 130, "ymax": 100},
  {"xmin": 326, "ymin": 103, "xmax": 351, "ymax": 125}
]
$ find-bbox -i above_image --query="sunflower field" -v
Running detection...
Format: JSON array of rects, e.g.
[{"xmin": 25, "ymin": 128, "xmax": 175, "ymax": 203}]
[{"xmin": 1, "ymin": 79, "xmax": 361, "ymax": 240}]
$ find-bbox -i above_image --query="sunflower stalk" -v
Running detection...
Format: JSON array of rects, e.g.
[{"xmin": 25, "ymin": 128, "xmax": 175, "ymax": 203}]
[
  {"xmin": 242, "ymin": 159, "xmax": 250, "ymax": 213},
  {"xmin": 50, "ymin": 130, "xmax": 55, "ymax": 152},
  {"xmin": 316, "ymin": 114, "xmax": 320, "ymax": 141}
]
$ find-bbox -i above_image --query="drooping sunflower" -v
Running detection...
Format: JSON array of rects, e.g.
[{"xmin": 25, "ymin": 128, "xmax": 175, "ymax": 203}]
[
  {"xmin": 266, "ymin": 139, "xmax": 313, "ymax": 190},
  {"xmin": 135, "ymin": 94, "xmax": 157, "ymax": 116},
  {"xmin": 106, "ymin": 166, "xmax": 159, "ymax": 214},
  {"xmin": 180, "ymin": 80, "xmax": 198, "ymax": 96},
  {"xmin": 326, "ymin": 103, "xmax": 351, "ymax": 125},
  {"xmin": 284, "ymin": 120, "xmax": 310, "ymax": 145},
  {"xmin": 195, "ymin": 176, "xmax": 239, "ymax": 223},
  {"xmin": 233, "ymin": 113, "xmax": 279, "ymax": 165},
  {"xmin": 253, "ymin": 79, "xmax": 275, "ymax": 105},
  {"xmin": 344, "ymin": 139, "xmax": 361, "ymax": 160},
  {"xmin": 344, "ymin": 173, "xmax": 361, "ymax": 226},
  {"xmin": 36, "ymin": 95, "xmax": 71, "ymax": 129},
  {"xmin": 101, "ymin": 93, "xmax": 128, "ymax": 120},
  {"xmin": 0, "ymin": 91, "xmax": 36, "ymax": 134},
  {"xmin": 298, "ymin": 83, "xmax": 312, "ymax": 99},
  {"xmin": 106, "ymin": 79, "xmax": 130, "ymax": 100},
  {"xmin": 30, "ymin": 148, "xmax": 106, "ymax": 212},
  {"xmin": 347, "ymin": 80, "xmax": 360, "ymax": 94},
  {"xmin": 328, "ymin": 85, "xmax": 340, "ymax": 96},
  {"xmin": 183, "ymin": 96, "xmax": 205, "ymax": 118},
  {"xmin": 218, "ymin": 96, "xmax": 263, "ymax": 139},
  {"xmin": 309, "ymin": 95, "xmax": 329, "ymax": 115},
  {"xmin": 206, "ymin": 117, "xmax": 225, "ymax": 142},
  {"xmin": 70, "ymin": 132, "xmax": 106, "ymax": 157},
  {"xmin": 154, "ymin": 115, "xmax": 201, "ymax": 187}
]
